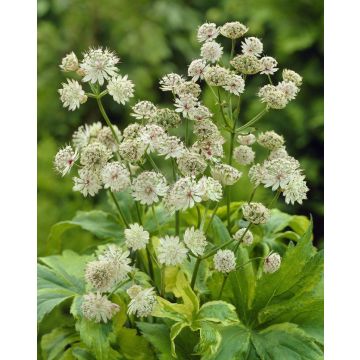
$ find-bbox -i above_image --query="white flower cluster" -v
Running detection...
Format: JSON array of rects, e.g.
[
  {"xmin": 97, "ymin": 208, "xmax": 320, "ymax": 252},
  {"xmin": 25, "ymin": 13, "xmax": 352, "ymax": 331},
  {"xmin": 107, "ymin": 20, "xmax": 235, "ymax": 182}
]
[{"xmin": 127, "ymin": 285, "xmax": 157, "ymax": 318}]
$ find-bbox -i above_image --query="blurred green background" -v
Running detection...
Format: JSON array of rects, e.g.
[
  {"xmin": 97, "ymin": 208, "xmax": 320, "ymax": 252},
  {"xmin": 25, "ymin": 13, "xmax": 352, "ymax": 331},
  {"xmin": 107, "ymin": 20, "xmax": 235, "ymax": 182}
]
[{"xmin": 38, "ymin": 0, "xmax": 324, "ymax": 255}]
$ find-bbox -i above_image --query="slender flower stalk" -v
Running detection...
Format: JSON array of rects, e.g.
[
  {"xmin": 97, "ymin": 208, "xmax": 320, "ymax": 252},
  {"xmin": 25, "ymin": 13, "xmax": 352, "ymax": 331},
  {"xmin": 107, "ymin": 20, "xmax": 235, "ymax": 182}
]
[{"xmin": 109, "ymin": 190, "xmax": 129, "ymax": 228}]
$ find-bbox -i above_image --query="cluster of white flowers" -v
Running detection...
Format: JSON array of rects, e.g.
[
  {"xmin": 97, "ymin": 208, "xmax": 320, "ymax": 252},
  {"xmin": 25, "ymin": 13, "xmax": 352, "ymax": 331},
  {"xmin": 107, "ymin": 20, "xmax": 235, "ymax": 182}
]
[{"xmin": 56, "ymin": 21, "xmax": 308, "ymax": 326}]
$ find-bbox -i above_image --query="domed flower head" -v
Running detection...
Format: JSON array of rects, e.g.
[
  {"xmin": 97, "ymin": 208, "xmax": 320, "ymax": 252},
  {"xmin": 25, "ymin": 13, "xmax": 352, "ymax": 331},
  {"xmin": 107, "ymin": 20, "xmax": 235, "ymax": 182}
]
[
  {"xmin": 214, "ymin": 250, "xmax": 236, "ymax": 273},
  {"xmin": 82, "ymin": 293, "xmax": 119, "ymax": 323},
  {"xmin": 157, "ymin": 235, "xmax": 188, "ymax": 266},
  {"xmin": 268, "ymin": 146, "xmax": 288, "ymax": 160},
  {"xmin": 127, "ymin": 286, "xmax": 157, "ymax": 318},
  {"xmin": 264, "ymin": 253, "xmax": 281, "ymax": 273},
  {"xmin": 282, "ymin": 174, "xmax": 309, "ymax": 205},
  {"xmin": 54, "ymin": 145, "xmax": 78, "ymax": 176},
  {"xmin": 197, "ymin": 22, "xmax": 219, "ymax": 42},
  {"xmin": 156, "ymin": 135, "xmax": 185, "ymax": 159},
  {"xmin": 282, "ymin": 69, "xmax": 302, "ymax": 87},
  {"xmin": 277, "ymin": 81, "xmax": 299, "ymax": 101},
  {"xmin": 96, "ymin": 126, "xmax": 122, "ymax": 153},
  {"xmin": 85, "ymin": 260, "xmax": 115, "ymax": 292},
  {"xmin": 241, "ymin": 37, "xmax": 263, "ymax": 57},
  {"xmin": 223, "ymin": 73, "xmax": 245, "ymax": 96},
  {"xmin": 139, "ymin": 124, "xmax": 166, "ymax": 153},
  {"xmin": 211, "ymin": 163, "xmax": 242, "ymax": 186},
  {"xmin": 159, "ymin": 73, "xmax": 184, "ymax": 92},
  {"xmin": 258, "ymin": 84, "xmax": 288, "ymax": 109},
  {"xmin": 124, "ymin": 223, "xmax": 150, "ymax": 251},
  {"xmin": 248, "ymin": 163, "xmax": 266, "ymax": 187},
  {"xmin": 118, "ymin": 138, "xmax": 146, "ymax": 163},
  {"xmin": 237, "ymin": 133, "xmax": 256, "ymax": 146},
  {"xmin": 107, "ymin": 75, "xmax": 134, "ymax": 105},
  {"xmin": 262, "ymin": 157, "xmax": 301, "ymax": 190},
  {"xmin": 188, "ymin": 59, "xmax": 209, "ymax": 81},
  {"xmin": 257, "ymin": 131, "xmax": 284, "ymax": 150},
  {"xmin": 177, "ymin": 151, "xmax": 207, "ymax": 177},
  {"xmin": 192, "ymin": 138, "xmax": 224, "ymax": 160},
  {"xmin": 233, "ymin": 145, "xmax": 255, "ymax": 165},
  {"xmin": 164, "ymin": 177, "xmax": 203, "ymax": 212},
  {"xmin": 58, "ymin": 79, "xmax": 87, "ymax": 111},
  {"xmin": 100, "ymin": 162, "xmax": 130, "ymax": 192},
  {"xmin": 193, "ymin": 119, "xmax": 219, "ymax": 140},
  {"xmin": 131, "ymin": 101, "xmax": 157, "ymax": 120},
  {"xmin": 184, "ymin": 227, "xmax": 207, "ymax": 256},
  {"xmin": 73, "ymin": 168, "xmax": 102, "ymax": 197},
  {"xmin": 220, "ymin": 22, "xmax": 248, "ymax": 39},
  {"xmin": 80, "ymin": 142, "xmax": 112, "ymax": 170},
  {"xmin": 242, "ymin": 202, "xmax": 270, "ymax": 224},
  {"xmin": 72, "ymin": 124, "xmax": 92, "ymax": 149},
  {"xmin": 230, "ymin": 54, "xmax": 263, "ymax": 75},
  {"xmin": 122, "ymin": 123, "xmax": 142, "ymax": 139},
  {"xmin": 80, "ymin": 47, "xmax": 119, "ymax": 85},
  {"xmin": 197, "ymin": 176, "xmax": 223, "ymax": 202},
  {"xmin": 174, "ymin": 94, "xmax": 199, "ymax": 118},
  {"xmin": 98, "ymin": 245, "xmax": 132, "ymax": 284},
  {"xmin": 175, "ymin": 81, "xmax": 202, "ymax": 98},
  {"xmin": 201, "ymin": 41, "xmax": 223, "ymax": 63},
  {"xmin": 204, "ymin": 65, "xmax": 230, "ymax": 86},
  {"xmin": 260, "ymin": 56, "xmax": 278, "ymax": 75},
  {"xmin": 60, "ymin": 52, "xmax": 79, "ymax": 72},
  {"xmin": 233, "ymin": 228, "xmax": 254, "ymax": 246},
  {"xmin": 188, "ymin": 105, "xmax": 213, "ymax": 121},
  {"xmin": 148, "ymin": 108, "xmax": 181, "ymax": 130},
  {"xmin": 131, "ymin": 171, "xmax": 168, "ymax": 205}
]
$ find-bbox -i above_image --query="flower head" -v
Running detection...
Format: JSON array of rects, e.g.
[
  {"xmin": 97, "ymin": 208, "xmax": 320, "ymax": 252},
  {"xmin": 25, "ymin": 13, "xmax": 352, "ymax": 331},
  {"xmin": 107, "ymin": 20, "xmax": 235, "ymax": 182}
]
[
  {"xmin": 258, "ymin": 84, "xmax": 288, "ymax": 109},
  {"xmin": 233, "ymin": 228, "xmax": 254, "ymax": 245},
  {"xmin": 223, "ymin": 73, "xmax": 245, "ymax": 96},
  {"xmin": 197, "ymin": 23, "xmax": 219, "ymax": 42},
  {"xmin": 60, "ymin": 52, "xmax": 79, "ymax": 72},
  {"xmin": 118, "ymin": 138, "xmax": 146, "ymax": 162},
  {"xmin": 260, "ymin": 56, "xmax": 278, "ymax": 75},
  {"xmin": 127, "ymin": 287, "xmax": 157, "ymax": 317},
  {"xmin": 177, "ymin": 151, "xmax": 207, "ymax": 177},
  {"xmin": 148, "ymin": 108, "xmax": 181, "ymax": 129},
  {"xmin": 282, "ymin": 174, "xmax": 309, "ymax": 205},
  {"xmin": 100, "ymin": 162, "xmax": 130, "ymax": 192},
  {"xmin": 85, "ymin": 260, "xmax": 115, "ymax": 292},
  {"xmin": 220, "ymin": 22, "xmax": 248, "ymax": 39},
  {"xmin": 237, "ymin": 134, "xmax": 256, "ymax": 146},
  {"xmin": 107, "ymin": 75, "xmax": 134, "ymax": 104},
  {"xmin": 123, "ymin": 123, "xmax": 142, "ymax": 140},
  {"xmin": 282, "ymin": 69, "xmax": 302, "ymax": 86},
  {"xmin": 82, "ymin": 293, "xmax": 119, "ymax": 323},
  {"xmin": 131, "ymin": 171, "xmax": 168, "ymax": 205},
  {"xmin": 268, "ymin": 146, "xmax": 289, "ymax": 160},
  {"xmin": 188, "ymin": 59, "xmax": 209, "ymax": 81},
  {"xmin": 80, "ymin": 47, "xmax": 119, "ymax": 85},
  {"xmin": 241, "ymin": 37, "xmax": 263, "ymax": 57},
  {"xmin": 230, "ymin": 54, "xmax": 263, "ymax": 75},
  {"xmin": 131, "ymin": 101, "xmax": 157, "ymax": 120},
  {"xmin": 204, "ymin": 65, "xmax": 230, "ymax": 86},
  {"xmin": 97, "ymin": 126, "xmax": 122, "ymax": 152},
  {"xmin": 125, "ymin": 223, "xmax": 150, "ymax": 250},
  {"xmin": 174, "ymin": 94, "xmax": 199, "ymax": 117},
  {"xmin": 201, "ymin": 41, "xmax": 223, "ymax": 63},
  {"xmin": 54, "ymin": 145, "xmax": 78, "ymax": 176},
  {"xmin": 242, "ymin": 202, "xmax": 270, "ymax": 224},
  {"xmin": 277, "ymin": 81, "xmax": 299, "ymax": 101},
  {"xmin": 175, "ymin": 81, "xmax": 202, "ymax": 98},
  {"xmin": 80, "ymin": 142, "xmax": 112, "ymax": 170},
  {"xmin": 159, "ymin": 73, "xmax": 184, "ymax": 92},
  {"xmin": 233, "ymin": 145, "xmax": 255, "ymax": 165},
  {"xmin": 257, "ymin": 131, "xmax": 285, "ymax": 150},
  {"xmin": 264, "ymin": 253, "xmax": 281, "ymax": 273},
  {"xmin": 184, "ymin": 227, "xmax": 207, "ymax": 256},
  {"xmin": 214, "ymin": 250, "xmax": 236, "ymax": 273},
  {"xmin": 139, "ymin": 124, "xmax": 166, "ymax": 152},
  {"xmin": 197, "ymin": 176, "xmax": 223, "ymax": 202},
  {"xmin": 58, "ymin": 79, "xmax": 87, "ymax": 111},
  {"xmin": 157, "ymin": 235, "xmax": 188, "ymax": 266},
  {"xmin": 73, "ymin": 168, "xmax": 102, "ymax": 197},
  {"xmin": 192, "ymin": 138, "xmax": 224, "ymax": 160},
  {"xmin": 248, "ymin": 163, "xmax": 266, "ymax": 186},
  {"xmin": 156, "ymin": 135, "xmax": 185, "ymax": 159},
  {"xmin": 211, "ymin": 163, "xmax": 242, "ymax": 186},
  {"xmin": 188, "ymin": 105, "xmax": 213, "ymax": 121}
]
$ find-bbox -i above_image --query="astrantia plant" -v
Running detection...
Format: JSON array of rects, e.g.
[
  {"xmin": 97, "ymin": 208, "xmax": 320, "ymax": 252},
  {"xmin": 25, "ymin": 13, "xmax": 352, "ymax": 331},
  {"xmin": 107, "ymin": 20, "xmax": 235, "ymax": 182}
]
[{"xmin": 38, "ymin": 20, "xmax": 323, "ymax": 359}]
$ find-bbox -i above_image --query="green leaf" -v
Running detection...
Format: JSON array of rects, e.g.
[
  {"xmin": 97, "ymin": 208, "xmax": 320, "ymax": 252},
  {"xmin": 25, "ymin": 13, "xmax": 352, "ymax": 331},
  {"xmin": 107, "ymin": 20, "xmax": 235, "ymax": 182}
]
[
  {"xmin": 137, "ymin": 322, "xmax": 176, "ymax": 360},
  {"xmin": 208, "ymin": 216, "xmax": 231, "ymax": 246},
  {"xmin": 46, "ymin": 210, "xmax": 123, "ymax": 254},
  {"xmin": 195, "ymin": 301, "xmax": 238, "ymax": 325},
  {"xmin": 170, "ymin": 322, "xmax": 189, "ymax": 357},
  {"xmin": 75, "ymin": 318, "xmax": 116, "ymax": 360},
  {"xmin": 251, "ymin": 323, "xmax": 323, "ymax": 360},
  {"xmin": 194, "ymin": 322, "xmax": 222, "ymax": 358},
  {"xmin": 72, "ymin": 346, "xmax": 97, "ymax": 360},
  {"xmin": 38, "ymin": 250, "xmax": 92, "ymax": 322},
  {"xmin": 251, "ymin": 221, "xmax": 315, "ymax": 314},
  {"xmin": 41, "ymin": 327, "xmax": 79, "ymax": 360}
]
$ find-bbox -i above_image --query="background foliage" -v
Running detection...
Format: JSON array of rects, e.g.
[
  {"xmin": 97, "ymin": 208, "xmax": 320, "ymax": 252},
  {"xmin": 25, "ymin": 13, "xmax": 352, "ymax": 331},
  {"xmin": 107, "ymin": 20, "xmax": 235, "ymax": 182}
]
[{"xmin": 37, "ymin": 0, "xmax": 323, "ymax": 254}]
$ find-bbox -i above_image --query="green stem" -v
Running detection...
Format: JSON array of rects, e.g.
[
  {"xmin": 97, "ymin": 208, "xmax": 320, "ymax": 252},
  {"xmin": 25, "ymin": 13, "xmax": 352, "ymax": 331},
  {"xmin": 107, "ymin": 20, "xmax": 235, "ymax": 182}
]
[
  {"xmin": 152, "ymin": 205, "xmax": 160, "ymax": 234},
  {"xmin": 160, "ymin": 266, "xmax": 165, "ymax": 296},
  {"xmin": 218, "ymin": 274, "xmax": 228, "ymax": 299},
  {"xmin": 135, "ymin": 202, "xmax": 143, "ymax": 226},
  {"xmin": 226, "ymin": 186, "xmax": 232, "ymax": 232},
  {"xmin": 196, "ymin": 205, "xmax": 201, "ymax": 229},
  {"xmin": 236, "ymin": 108, "xmax": 268, "ymax": 133},
  {"xmin": 175, "ymin": 211, "xmax": 180, "ymax": 236},
  {"xmin": 146, "ymin": 153, "xmax": 160, "ymax": 172},
  {"xmin": 96, "ymin": 97, "xmax": 121, "ymax": 144},
  {"xmin": 190, "ymin": 257, "xmax": 202, "ymax": 289},
  {"xmin": 109, "ymin": 191, "xmax": 129, "ymax": 228},
  {"xmin": 267, "ymin": 74, "xmax": 273, "ymax": 85},
  {"xmin": 230, "ymin": 39, "xmax": 235, "ymax": 60},
  {"xmin": 268, "ymin": 189, "xmax": 281, "ymax": 208},
  {"xmin": 202, "ymin": 237, "xmax": 236, "ymax": 260},
  {"xmin": 108, "ymin": 277, "xmax": 132, "ymax": 298},
  {"xmin": 205, "ymin": 203, "xmax": 220, "ymax": 234},
  {"xmin": 185, "ymin": 117, "xmax": 189, "ymax": 146},
  {"xmin": 146, "ymin": 245, "xmax": 155, "ymax": 281},
  {"xmin": 200, "ymin": 203, "xmax": 209, "ymax": 231},
  {"xmin": 248, "ymin": 186, "xmax": 258, "ymax": 203},
  {"xmin": 218, "ymin": 88, "xmax": 231, "ymax": 128}
]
